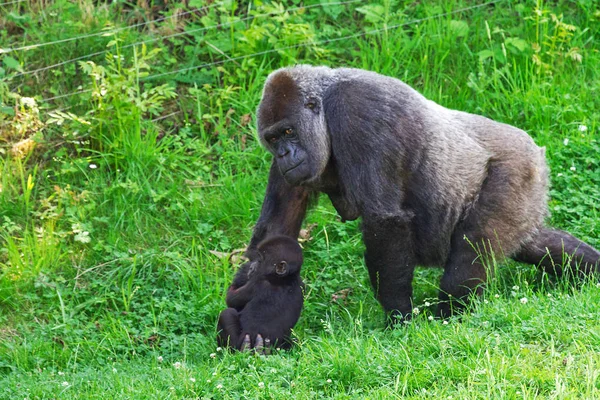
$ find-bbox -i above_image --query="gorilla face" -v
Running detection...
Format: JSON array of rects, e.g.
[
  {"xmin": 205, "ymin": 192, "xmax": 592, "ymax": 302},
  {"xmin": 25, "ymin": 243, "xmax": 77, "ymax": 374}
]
[
  {"xmin": 257, "ymin": 69, "xmax": 330, "ymax": 186},
  {"xmin": 261, "ymin": 122, "xmax": 312, "ymax": 184}
]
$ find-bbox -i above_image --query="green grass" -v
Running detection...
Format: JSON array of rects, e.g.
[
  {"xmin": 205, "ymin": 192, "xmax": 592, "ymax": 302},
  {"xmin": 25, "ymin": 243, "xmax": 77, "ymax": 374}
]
[{"xmin": 1, "ymin": 0, "xmax": 600, "ymax": 398}]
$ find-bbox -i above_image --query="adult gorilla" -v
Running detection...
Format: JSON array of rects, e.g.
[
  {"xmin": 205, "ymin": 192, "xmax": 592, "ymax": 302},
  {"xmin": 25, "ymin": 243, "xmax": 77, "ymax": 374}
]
[{"xmin": 234, "ymin": 65, "xmax": 600, "ymax": 347}]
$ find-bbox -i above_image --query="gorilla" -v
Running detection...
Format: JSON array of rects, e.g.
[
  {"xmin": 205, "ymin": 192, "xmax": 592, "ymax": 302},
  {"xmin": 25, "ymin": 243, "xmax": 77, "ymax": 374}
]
[
  {"xmin": 234, "ymin": 65, "xmax": 600, "ymax": 347},
  {"xmin": 217, "ymin": 235, "xmax": 304, "ymax": 352}
]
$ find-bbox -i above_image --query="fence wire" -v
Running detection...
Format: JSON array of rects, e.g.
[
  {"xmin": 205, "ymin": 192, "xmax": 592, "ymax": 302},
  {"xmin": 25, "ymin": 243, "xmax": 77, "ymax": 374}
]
[
  {"xmin": 3, "ymin": 2, "xmax": 223, "ymax": 54},
  {"xmin": 146, "ymin": 0, "xmax": 503, "ymax": 80},
  {"xmin": 0, "ymin": 0, "xmax": 26, "ymax": 6},
  {"xmin": 14, "ymin": 0, "xmax": 362, "ymax": 78},
  {"xmin": 41, "ymin": 0, "xmax": 503, "ymax": 106}
]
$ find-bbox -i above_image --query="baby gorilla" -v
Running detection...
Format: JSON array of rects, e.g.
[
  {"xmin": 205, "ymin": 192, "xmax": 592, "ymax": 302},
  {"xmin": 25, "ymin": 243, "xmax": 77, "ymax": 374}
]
[{"xmin": 217, "ymin": 236, "xmax": 304, "ymax": 352}]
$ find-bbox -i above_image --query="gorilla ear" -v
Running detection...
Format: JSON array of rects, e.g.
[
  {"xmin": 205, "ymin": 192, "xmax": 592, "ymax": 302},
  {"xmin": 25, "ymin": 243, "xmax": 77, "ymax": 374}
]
[{"xmin": 275, "ymin": 261, "xmax": 288, "ymax": 275}]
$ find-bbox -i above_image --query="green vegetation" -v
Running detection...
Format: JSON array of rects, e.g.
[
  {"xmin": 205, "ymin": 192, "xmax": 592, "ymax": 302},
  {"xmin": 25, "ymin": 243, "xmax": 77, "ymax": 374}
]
[{"xmin": 1, "ymin": 0, "xmax": 599, "ymax": 398}]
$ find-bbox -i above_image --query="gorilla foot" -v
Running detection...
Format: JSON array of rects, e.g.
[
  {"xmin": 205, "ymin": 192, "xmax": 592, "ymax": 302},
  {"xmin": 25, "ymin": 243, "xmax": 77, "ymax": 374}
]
[{"xmin": 239, "ymin": 334, "xmax": 274, "ymax": 355}]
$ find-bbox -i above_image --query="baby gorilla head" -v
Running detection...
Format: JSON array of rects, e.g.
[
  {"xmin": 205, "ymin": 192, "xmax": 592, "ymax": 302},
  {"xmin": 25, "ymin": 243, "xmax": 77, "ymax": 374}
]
[
  {"xmin": 217, "ymin": 235, "xmax": 304, "ymax": 352},
  {"xmin": 256, "ymin": 235, "xmax": 303, "ymax": 277}
]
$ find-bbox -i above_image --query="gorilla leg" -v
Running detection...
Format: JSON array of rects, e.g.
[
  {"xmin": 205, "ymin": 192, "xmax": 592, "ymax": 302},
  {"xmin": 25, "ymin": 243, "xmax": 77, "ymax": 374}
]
[
  {"xmin": 437, "ymin": 160, "xmax": 543, "ymax": 318},
  {"xmin": 362, "ymin": 219, "xmax": 416, "ymax": 323},
  {"xmin": 437, "ymin": 234, "xmax": 490, "ymax": 318},
  {"xmin": 217, "ymin": 308, "xmax": 242, "ymax": 349},
  {"xmin": 513, "ymin": 227, "xmax": 600, "ymax": 276}
]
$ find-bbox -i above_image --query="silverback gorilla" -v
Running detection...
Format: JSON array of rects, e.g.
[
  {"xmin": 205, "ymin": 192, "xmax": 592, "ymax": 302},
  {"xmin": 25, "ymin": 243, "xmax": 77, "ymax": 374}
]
[
  {"xmin": 233, "ymin": 65, "xmax": 600, "ymax": 349},
  {"xmin": 218, "ymin": 236, "xmax": 303, "ymax": 351}
]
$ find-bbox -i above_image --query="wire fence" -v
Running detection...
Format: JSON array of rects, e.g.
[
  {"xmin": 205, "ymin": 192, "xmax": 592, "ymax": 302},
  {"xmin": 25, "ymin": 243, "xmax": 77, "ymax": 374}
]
[
  {"xmin": 21, "ymin": 0, "xmax": 503, "ymax": 113},
  {"xmin": 146, "ymin": 0, "xmax": 503, "ymax": 81},
  {"xmin": 12, "ymin": 0, "xmax": 363, "ymax": 78},
  {"xmin": 0, "ymin": 0, "xmax": 26, "ymax": 6},
  {"xmin": 3, "ymin": 2, "xmax": 224, "ymax": 54}
]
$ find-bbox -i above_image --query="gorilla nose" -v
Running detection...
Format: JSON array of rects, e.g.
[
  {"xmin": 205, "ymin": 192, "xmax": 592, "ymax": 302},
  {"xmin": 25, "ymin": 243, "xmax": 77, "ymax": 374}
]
[{"xmin": 277, "ymin": 149, "xmax": 290, "ymax": 158}]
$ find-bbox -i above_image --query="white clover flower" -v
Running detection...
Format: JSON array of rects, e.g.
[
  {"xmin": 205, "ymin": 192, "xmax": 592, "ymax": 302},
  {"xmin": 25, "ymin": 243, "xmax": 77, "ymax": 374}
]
[
  {"xmin": 258, "ymin": 382, "xmax": 265, "ymax": 388},
  {"xmin": 74, "ymin": 231, "xmax": 91, "ymax": 244},
  {"xmin": 210, "ymin": 353, "xmax": 216, "ymax": 358},
  {"xmin": 570, "ymin": 166, "xmax": 576, "ymax": 171},
  {"xmin": 326, "ymin": 379, "xmax": 332, "ymax": 384},
  {"xmin": 190, "ymin": 377, "xmax": 196, "ymax": 383},
  {"xmin": 557, "ymin": 173, "xmax": 563, "ymax": 177},
  {"xmin": 494, "ymin": 294, "xmax": 500, "ymax": 298},
  {"xmin": 212, "ymin": 372, "xmax": 217, "ymax": 376},
  {"xmin": 563, "ymin": 138, "xmax": 569, "ymax": 146},
  {"xmin": 207, "ymin": 379, "xmax": 211, "ymax": 383},
  {"xmin": 512, "ymin": 285, "xmax": 519, "ymax": 291},
  {"xmin": 484, "ymin": 299, "xmax": 489, "ymax": 304},
  {"xmin": 89, "ymin": 164, "xmax": 98, "ymax": 169},
  {"xmin": 578, "ymin": 125, "xmax": 588, "ymax": 132},
  {"xmin": 173, "ymin": 361, "xmax": 182, "ymax": 369},
  {"xmin": 21, "ymin": 97, "xmax": 36, "ymax": 107},
  {"xmin": 412, "ymin": 307, "xmax": 420, "ymax": 315},
  {"xmin": 216, "ymin": 384, "xmax": 223, "ymax": 389},
  {"xmin": 270, "ymin": 368, "xmax": 277, "ymax": 373},
  {"xmin": 62, "ymin": 382, "xmax": 69, "ymax": 387},
  {"xmin": 157, "ymin": 356, "xmax": 163, "ymax": 362},
  {"xmin": 547, "ymin": 293, "xmax": 553, "ymax": 297},
  {"xmin": 58, "ymin": 371, "xmax": 65, "ymax": 376},
  {"xmin": 442, "ymin": 320, "xmax": 449, "ymax": 325},
  {"xmin": 424, "ymin": 301, "xmax": 431, "ymax": 307},
  {"xmin": 428, "ymin": 315, "xmax": 434, "ymax": 321},
  {"xmin": 520, "ymin": 297, "xmax": 528, "ymax": 304},
  {"xmin": 216, "ymin": 347, "xmax": 222, "ymax": 352},
  {"xmin": 112, "ymin": 368, "xmax": 117, "ymax": 373}
]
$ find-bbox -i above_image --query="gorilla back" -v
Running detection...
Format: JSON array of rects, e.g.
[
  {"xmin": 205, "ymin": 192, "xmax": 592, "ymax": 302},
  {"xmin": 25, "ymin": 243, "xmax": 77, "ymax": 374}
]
[{"xmin": 248, "ymin": 65, "xmax": 599, "ymax": 323}]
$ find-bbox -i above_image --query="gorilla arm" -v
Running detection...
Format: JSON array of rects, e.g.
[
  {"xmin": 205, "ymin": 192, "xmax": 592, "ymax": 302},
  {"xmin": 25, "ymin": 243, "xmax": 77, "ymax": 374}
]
[
  {"xmin": 226, "ymin": 277, "xmax": 257, "ymax": 310},
  {"xmin": 247, "ymin": 161, "xmax": 314, "ymax": 251},
  {"xmin": 226, "ymin": 161, "xmax": 313, "ymax": 350}
]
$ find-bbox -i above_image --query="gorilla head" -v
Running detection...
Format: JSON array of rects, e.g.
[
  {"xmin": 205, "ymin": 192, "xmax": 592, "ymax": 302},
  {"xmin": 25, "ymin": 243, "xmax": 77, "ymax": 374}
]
[
  {"xmin": 256, "ymin": 66, "xmax": 334, "ymax": 185},
  {"xmin": 256, "ymin": 235, "xmax": 303, "ymax": 278}
]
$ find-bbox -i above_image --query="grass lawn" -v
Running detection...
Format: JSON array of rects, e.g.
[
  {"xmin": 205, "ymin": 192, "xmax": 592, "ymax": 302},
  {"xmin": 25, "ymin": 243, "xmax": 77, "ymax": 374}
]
[{"xmin": 1, "ymin": 0, "xmax": 600, "ymax": 398}]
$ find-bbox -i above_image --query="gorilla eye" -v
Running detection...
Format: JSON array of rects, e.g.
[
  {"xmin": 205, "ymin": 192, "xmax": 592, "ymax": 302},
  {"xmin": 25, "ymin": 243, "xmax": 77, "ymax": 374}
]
[
  {"xmin": 305, "ymin": 99, "xmax": 319, "ymax": 112},
  {"xmin": 284, "ymin": 128, "xmax": 293, "ymax": 135}
]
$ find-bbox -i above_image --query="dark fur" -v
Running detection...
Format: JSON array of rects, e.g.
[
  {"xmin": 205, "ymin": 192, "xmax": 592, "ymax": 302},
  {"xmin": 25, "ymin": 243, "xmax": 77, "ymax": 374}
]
[
  {"xmin": 217, "ymin": 236, "xmax": 304, "ymax": 350},
  {"xmin": 238, "ymin": 65, "xmax": 600, "ymax": 335}
]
